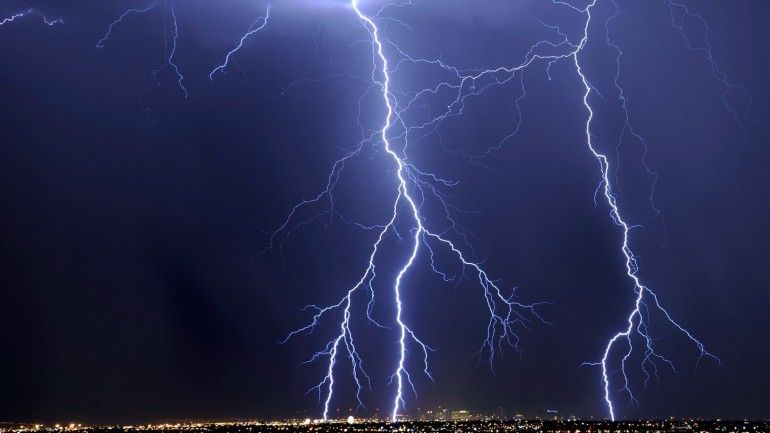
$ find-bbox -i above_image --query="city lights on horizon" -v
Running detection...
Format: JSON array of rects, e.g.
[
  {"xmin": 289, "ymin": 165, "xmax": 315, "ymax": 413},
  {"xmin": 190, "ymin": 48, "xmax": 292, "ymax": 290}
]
[{"xmin": 2, "ymin": 414, "xmax": 768, "ymax": 431}]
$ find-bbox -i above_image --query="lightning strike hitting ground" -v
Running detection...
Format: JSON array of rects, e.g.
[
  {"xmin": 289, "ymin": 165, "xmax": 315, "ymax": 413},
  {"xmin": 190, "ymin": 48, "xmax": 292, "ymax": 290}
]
[
  {"xmin": 569, "ymin": 0, "xmax": 723, "ymax": 420},
  {"xmin": 275, "ymin": 0, "xmax": 550, "ymax": 421},
  {"xmin": 275, "ymin": 0, "xmax": 733, "ymax": 420},
  {"xmin": 26, "ymin": 0, "xmax": 746, "ymax": 421}
]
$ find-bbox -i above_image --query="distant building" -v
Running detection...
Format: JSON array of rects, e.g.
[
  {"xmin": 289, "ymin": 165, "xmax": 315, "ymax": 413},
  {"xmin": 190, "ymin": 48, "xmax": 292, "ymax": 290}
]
[{"xmin": 450, "ymin": 410, "xmax": 469, "ymax": 421}]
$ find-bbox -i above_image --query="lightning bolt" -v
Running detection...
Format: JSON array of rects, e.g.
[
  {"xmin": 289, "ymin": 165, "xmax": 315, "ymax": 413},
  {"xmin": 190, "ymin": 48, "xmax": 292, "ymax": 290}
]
[
  {"xmin": 566, "ymin": 0, "xmax": 723, "ymax": 420},
  {"xmin": 272, "ymin": 0, "xmax": 732, "ymax": 420},
  {"xmin": 349, "ymin": 0, "xmax": 733, "ymax": 421},
  {"xmin": 77, "ymin": 0, "xmax": 745, "ymax": 422},
  {"xmin": 209, "ymin": 4, "xmax": 270, "ymax": 80},
  {"xmin": 275, "ymin": 0, "xmax": 548, "ymax": 421},
  {"xmin": 0, "ymin": 9, "xmax": 62, "ymax": 27},
  {"xmin": 159, "ymin": 6, "xmax": 188, "ymax": 98},
  {"xmin": 96, "ymin": 3, "xmax": 157, "ymax": 49},
  {"xmin": 348, "ymin": 3, "xmax": 430, "ymax": 420}
]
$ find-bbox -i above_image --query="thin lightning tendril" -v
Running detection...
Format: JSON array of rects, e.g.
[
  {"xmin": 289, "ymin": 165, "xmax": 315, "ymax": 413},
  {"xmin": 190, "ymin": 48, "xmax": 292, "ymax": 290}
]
[
  {"xmin": 664, "ymin": 0, "xmax": 753, "ymax": 130},
  {"xmin": 97, "ymin": 1, "xmax": 187, "ymax": 98},
  {"xmin": 605, "ymin": 0, "xmax": 662, "ymax": 222},
  {"xmin": 163, "ymin": 6, "xmax": 188, "ymax": 98},
  {"xmin": 0, "ymin": 9, "xmax": 62, "ymax": 27},
  {"xmin": 96, "ymin": 3, "xmax": 157, "ymax": 49},
  {"xmin": 209, "ymin": 5, "xmax": 270, "ymax": 80}
]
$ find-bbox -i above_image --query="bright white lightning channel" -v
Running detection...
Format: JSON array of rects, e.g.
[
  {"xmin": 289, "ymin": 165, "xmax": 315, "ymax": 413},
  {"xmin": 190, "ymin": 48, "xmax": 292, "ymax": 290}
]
[
  {"xmin": 570, "ymin": 1, "xmax": 721, "ymax": 421},
  {"xmin": 86, "ymin": 0, "xmax": 740, "ymax": 422},
  {"xmin": 276, "ymin": 0, "xmax": 547, "ymax": 422},
  {"xmin": 274, "ymin": 0, "xmax": 730, "ymax": 421}
]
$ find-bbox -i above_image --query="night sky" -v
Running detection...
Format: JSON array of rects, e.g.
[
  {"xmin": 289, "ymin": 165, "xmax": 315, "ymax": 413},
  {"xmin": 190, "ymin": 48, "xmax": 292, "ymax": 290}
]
[{"xmin": 1, "ymin": 0, "xmax": 769, "ymax": 425}]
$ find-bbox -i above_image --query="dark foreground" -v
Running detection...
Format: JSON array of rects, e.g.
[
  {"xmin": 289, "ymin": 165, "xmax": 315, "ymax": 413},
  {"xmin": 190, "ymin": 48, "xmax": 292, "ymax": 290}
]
[{"xmin": 2, "ymin": 420, "xmax": 767, "ymax": 433}]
